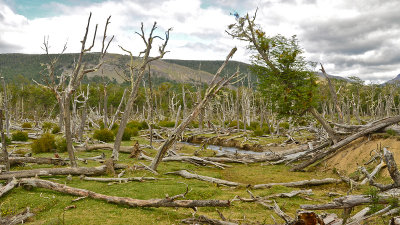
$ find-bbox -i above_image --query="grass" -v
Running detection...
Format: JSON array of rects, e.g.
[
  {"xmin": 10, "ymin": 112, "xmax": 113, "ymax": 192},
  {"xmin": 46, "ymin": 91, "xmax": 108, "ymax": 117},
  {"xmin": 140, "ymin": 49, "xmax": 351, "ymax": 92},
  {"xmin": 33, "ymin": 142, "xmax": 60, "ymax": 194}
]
[{"xmin": 0, "ymin": 131, "xmax": 396, "ymax": 224}]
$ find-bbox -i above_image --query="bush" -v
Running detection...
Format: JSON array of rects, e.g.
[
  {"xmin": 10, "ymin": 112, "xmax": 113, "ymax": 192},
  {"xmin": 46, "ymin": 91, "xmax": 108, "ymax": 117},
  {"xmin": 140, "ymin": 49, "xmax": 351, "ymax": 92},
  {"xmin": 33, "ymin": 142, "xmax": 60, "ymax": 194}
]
[
  {"xmin": 52, "ymin": 126, "xmax": 60, "ymax": 134},
  {"xmin": 42, "ymin": 122, "xmax": 54, "ymax": 132},
  {"xmin": 249, "ymin": 122, "xmax": 259, "ymax": 131},
  {"xmin": 158, "ymin": 120, "xmax": 176, "ymax": 128},
  {"xmin": 279, "ymin": 122, "xmax": 290, "ymax": 130},
  {"xmin": 21, "ymin": 122, "xmax": 32, "ymax": 129},
  {"xmin": 263, "ymin": 125, "xmax": 273, "ymax": 134},
  {"xmin": 93, "ymin": 129, "xmax": 114, "ymax": 142},
  {"xmin": 252, "ymin": 128, "xmax": 264, "ymax": 136},
  {"xmin": 386, "ymin": 129, "xmax": 397, "ymax": 136},
  {"xmin": 228, "ymin": 121, "xmax": 244, "ymax": 129},
  {"xmin": 11, "ymin": 131, "xmax": 28, "ymax": 141},
  {"xmin": 55, "ymin": 137, "xmax": 67, "ymax": 152},
  {"xmin": 121, "ymin": 127, "xmax": 139, "ymax": 141},
  {"xmin": 31, "ymin": 133, "xmax": 56, "ymax": 153},
  {"xmin": 0, "ymin": 135, "xmax": 11, "ymax": 145}
]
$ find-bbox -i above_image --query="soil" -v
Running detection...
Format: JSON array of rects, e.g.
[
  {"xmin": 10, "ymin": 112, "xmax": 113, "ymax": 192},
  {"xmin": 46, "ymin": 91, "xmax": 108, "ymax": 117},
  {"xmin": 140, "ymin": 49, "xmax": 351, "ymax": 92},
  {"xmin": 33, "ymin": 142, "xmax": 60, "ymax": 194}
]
[{"xmin": 325, "ymin": 134, "xmax": 400, "ymax": 175}]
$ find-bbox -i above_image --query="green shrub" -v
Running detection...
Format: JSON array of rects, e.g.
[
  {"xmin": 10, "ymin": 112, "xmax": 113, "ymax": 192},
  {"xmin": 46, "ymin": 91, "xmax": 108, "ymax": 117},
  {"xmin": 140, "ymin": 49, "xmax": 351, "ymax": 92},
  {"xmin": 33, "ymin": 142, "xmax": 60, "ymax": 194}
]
[
  {"xmin": 31, "ymin": 133, "xmax": 56, "ymax": 153},
  {"xmin": 55, "ymin": 137, "xmax": 67, "ymax": 152},
  {"xmin": 11, "ymin": 131, "xmax": 28, "ymax": 142},
  {"xmin": 262, "ymin": 126, "xmax": 273, "ymax": 134},
  {"xmin": 21, "ymin": 122, "xmax": 32, "ymax": 129},
  {"xmin": 386, "ymin": 129, "xmax": 397, "ymax": 136},
  {"xmin": 110, "ymin": 123, "xmax": 118, "ymax": 130},
  {"xmin": 93, "ymin": 129, "xmax": 114, "ymax": 142},
  {"xmin": 0, "ymin": 135, "xmax": 11, "ymax": 145},
  {"xmin": 42, "ymin": 122, "xmax": 54, "ymax": 132},
  {"xmin": 249, "ymin": 122, "xmax": 259, "ymax": 131},
  {"xmin": 158, "ymin": 120, "xmax": 176, "ymax": 128},
  {"xmin": 121, "ymin": 127, "xmax": 139, "ymax": 141},
  {"xmin": 51, "ymin": 126, "xmax": 60, "ymax": 134},
  {"xmin": 228, "ymin": 121, "xmax": 244, "ymax": 129},
  {"xmin": 252, "ymin": 128, "xmax": 264, "ymax": 136},
  {"xmin": 190, "ymin": 121, "xmax": 199, "ymax": 128},
  {"xmin": 279, "ymin": 122, "xmax": 290, "ymax": 130}
]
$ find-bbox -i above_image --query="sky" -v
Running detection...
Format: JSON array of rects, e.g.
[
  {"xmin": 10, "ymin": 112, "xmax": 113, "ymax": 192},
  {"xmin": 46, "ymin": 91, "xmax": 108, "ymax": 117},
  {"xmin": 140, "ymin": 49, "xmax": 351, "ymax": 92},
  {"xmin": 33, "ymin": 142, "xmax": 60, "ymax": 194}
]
[{"xmin": 1, "ymin": 0, "xmax": 400, "ymax": 83}]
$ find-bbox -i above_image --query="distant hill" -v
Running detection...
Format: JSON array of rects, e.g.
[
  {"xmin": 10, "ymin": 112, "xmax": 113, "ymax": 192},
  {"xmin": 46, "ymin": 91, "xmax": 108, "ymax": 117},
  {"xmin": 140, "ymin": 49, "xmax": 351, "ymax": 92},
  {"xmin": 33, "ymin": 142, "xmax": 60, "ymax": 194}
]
[
  {"xmin": 384, "ymin": 74, "xmax": 400, "ymax": 85},
  {"xmin": 0, "ymin": 53, "xmax": 256, "ymax": 86}
]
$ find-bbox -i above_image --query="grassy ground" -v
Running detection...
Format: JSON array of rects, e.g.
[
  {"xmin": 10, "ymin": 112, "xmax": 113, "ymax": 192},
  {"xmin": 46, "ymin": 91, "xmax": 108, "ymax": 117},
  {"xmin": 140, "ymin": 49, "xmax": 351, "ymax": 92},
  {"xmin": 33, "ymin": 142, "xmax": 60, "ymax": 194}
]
[{"xmin": 0, "ymin": 133, "xmax": 397, "ymax": 224}]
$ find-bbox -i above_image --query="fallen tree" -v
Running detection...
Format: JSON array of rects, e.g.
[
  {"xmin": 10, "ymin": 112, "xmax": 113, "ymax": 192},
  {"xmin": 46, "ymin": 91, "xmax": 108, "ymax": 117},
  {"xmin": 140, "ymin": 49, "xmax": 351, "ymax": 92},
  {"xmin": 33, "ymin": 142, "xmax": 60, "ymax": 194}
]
[
  {"xmin": 0, "ymin": 178, "xmax": 18, "ymax": 198},
  {"xmin": 252, "ymin": 178, "xmax": 342, "ymax": 189},
  {"xmin": 7, "ymin": 157, "xmax": 68, "ymax": 167},
  {"xmin": 19, "ymin": 178, "xmax": 230, "ymax": 208},
  {"xmin": 166, "ymin": 170, "xmax": 245, "ymax": 187}
]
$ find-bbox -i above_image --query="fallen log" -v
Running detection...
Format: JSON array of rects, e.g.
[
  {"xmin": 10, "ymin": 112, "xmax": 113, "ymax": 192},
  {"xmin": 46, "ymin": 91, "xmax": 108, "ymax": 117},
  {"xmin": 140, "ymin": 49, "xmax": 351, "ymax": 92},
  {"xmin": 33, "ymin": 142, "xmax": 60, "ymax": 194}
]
[
  {"xmin": 360, "ymin": 160, "xmax": 386, "ymax": 185},
  {"xmin": 0, "ymin": 165, "xmax": 107, "ymax": 180},
  {"xmin": 301, "ymin": 194, "xmax": 390, "ymax": 210},
  {"xmin": 272, "ymin": 201, "xmax": 293, "ymax": 224},
  {"xmin": 0, "ymin": 207, "xmax": 34, "ymax": 225},
  {"xmin": 182, "ymin": 215, "xmax": 237, "ymax": 225},
  {"xmin": 166, "ymin": 170, "xmax": 245, "ymax": 187},
  {"xmin": 291, "ymin": 115, "xmax": 400, "ymax": 171},
  {"xmin": 139, "ymin": 154, "xmax": 231, "ymax": 169},
  {"xmin": 75, "ymin": 143, "xmax": 141, "ymax": 154},
  {"xmin": 81, "ymin": 176, "xmax": 156, "ymax": 183},
  {"xmin": 252, "ymin": 178, "xmax": 342, "ymax": 189},
  {"xmin": 19, "ymin": 178, "xmax": 230, "ymax": 208},
  {"xmin": 0, "ymin": 177, "xmax": 18, "ymax": 198},
  {"xmin": 7, "ymin": 157, "xmax": 68, "ymax": 166}
]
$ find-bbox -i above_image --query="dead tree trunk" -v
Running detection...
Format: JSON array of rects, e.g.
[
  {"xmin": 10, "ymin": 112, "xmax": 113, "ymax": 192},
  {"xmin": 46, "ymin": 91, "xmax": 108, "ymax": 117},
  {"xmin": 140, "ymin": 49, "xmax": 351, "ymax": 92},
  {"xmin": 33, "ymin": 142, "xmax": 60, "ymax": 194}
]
[
  {"xmin": 0, "ymin": 109, "xmax": 9, "ymax": 172},
  {"xmin": 103, "ymin": 84, "xmax": 108, "ymax": 128},
  {"xmin": 112, "ymin": 22, "xmax": 171, "ymax": 160},
  {"xmin": 309, "ymin": 107, "xmax": 339, "ymax": 143},
  {"xmin": 150, "ymin": 48, "xmax": 239, "ymax": 171},
  {"xmin": 20, "ymin": 178, "xmax": 230, "ymax": 208},
  {"xmin": 321, "ymin": 64, "xmax": 343, "ymax": 123}
]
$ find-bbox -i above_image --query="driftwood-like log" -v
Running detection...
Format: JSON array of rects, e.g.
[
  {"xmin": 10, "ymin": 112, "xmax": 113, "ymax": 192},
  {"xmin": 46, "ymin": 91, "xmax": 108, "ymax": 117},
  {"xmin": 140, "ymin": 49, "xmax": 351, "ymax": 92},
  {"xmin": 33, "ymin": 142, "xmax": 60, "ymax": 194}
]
[
  {"xmin": 0, "ymin": 177, "xmax": 18, "ymax": 198},
  {"xmin": 182, "ymin": 215, "xmax": 237, "ymax": 225},
  {"xmin": 19, "ymin": 178, "xmax": 230, "ymax": 208},
  {"xmin": 81, "ymin": 176, "xmax": 156, "ymax": 183},
  {"xmin": 0, "ymin": 207, "xmax": 34, "ymax": 225},
  {"xmin": 166, "ymin": 170, "xmax": 245, "ymax": 187},
  {"xmin": 253, "ymin": 178, "xmax": 342, "ymax": 189},
  {"xmin": 7, "ymin": 157, "xmax": 68, "ymax": 166},
  {"xmin": 0, "ymin": 165, "xmax": 107, "ymax": 180},
  {"xmin": 272, "ymin": 201, "xmax": 293, "ymax": 224},
  {"xmin": 291, "ymin": 115, "xmax": 400, "ymax": 171},
  {"xmin": 140, "ymin": 154, "xmax": 231, "ymax": 169},
  {"xmin": 301, "ymin": 194, "xmax": 390, "ymax": 210},
  {"xmin": 76, "ymin": 143, "xmax": 138, "ymax": 154},
  {"xmin": 360, "ymin": 160, "xmax": 386, "ymax": 185}
]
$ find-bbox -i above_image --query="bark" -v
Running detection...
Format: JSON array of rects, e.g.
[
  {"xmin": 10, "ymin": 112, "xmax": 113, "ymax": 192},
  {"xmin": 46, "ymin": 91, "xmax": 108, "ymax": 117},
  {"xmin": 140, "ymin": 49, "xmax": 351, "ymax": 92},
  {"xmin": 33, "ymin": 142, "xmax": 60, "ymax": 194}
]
[
  {"xmin": 252, "ymin": 178, "xmax": 342, "ymax": 189},
  {"xmin": 309, "ymin": 107, "xmax": 339, "ymax": 143},
  {"xmin": 19, "ymin": 178, "xmax": 230, "ymax": 208},
  {"xmin": 360, "ymin": 160, "xmax": 386, "ymax": 185},
  {"xmin": 7, "ymin": 157, "xmax": 68, "ymax": 167},
  {"xmin": 108, "ymin": 89, "xmax": 127, "ymax": 130},
  {"xmin": 182, "ymin": 215, "xmax": 237, "ymax": 225},
  {"xmin": 0, "ymin": 208, "xmax": 34, "ymax": 225},
  {"xmin": 76, "ymin": 143, "xmax": 139, "ymax": 154},
  {"xmin": 0, "ymin": 165, "xmax": 107, "ymax": 180},
  {"xmin": 0, "ymin": 110, "xmax": 9, "ymax": 172},
  {"xmin": 103, "ymin": 85, "xmax": 108, "ymax": 128},
  {"xmin": 301, "ymin": 194, "xmax": 390, "ymax": 210},
  {"xmin": 0, "ymin": 177, "xmax": 18, "ymax": 198},
  {"xmin": 150, "ymin": 47, "xmax": 238, "ymax": 171},
  {"xmin": 166, "ymin": 170, "xmax": 245, "ymax": 187},
  {"xmin": 272, "ymin": 201, "xmax": 293, "ymax": 224},
  {"xmin": 64, "ymin": 95, "xmax": 77, "ymax": 167},
  {"xmin": 291, "ymin": 115, "xmax": 400, "ymax": 171},
  {"xmin": 81, "ymin": 176, "xmax": 156, "ymax": 182},
  {"xmin": 384, "ymin": 147, "xmax": 400, "ymax": 186}
]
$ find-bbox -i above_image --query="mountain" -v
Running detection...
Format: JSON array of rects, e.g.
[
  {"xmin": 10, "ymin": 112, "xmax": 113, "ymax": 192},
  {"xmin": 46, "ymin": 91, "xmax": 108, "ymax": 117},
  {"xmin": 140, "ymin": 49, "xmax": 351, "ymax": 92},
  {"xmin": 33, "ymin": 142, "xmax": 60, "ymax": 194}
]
[
  {"xmin": 0, "ymin": 53, "xmax": 254, "ymax": 86},
  {"xmin": 384, "ymin": 74, "xmax": 400, "ymax": 85}
]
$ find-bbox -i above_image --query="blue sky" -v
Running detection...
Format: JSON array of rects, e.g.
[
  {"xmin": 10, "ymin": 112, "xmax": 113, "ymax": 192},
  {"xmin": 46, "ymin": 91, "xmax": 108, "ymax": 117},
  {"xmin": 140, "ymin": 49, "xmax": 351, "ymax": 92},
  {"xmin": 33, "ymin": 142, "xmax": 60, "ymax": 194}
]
[{"xmin": 1, "ymin": 0, "xmax": 400, "ymax": 83}]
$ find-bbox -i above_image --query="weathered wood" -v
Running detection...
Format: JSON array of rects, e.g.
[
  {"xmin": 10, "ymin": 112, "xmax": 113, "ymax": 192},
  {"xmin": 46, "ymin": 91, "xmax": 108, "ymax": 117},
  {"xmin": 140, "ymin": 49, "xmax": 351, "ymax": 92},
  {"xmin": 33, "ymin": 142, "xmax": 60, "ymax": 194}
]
[
  {"xmin": 301, "ymin": 194, "xmax": 390, "ymax": 210},
  {"xmin": 166, "ymin": 170, "xmax": 245, "ymax": 187},
  {"xmin": 81, "ymin": 176, "xmax": 156, "ymax": 182},
  {"xmin": 7, "ymin": 157, "xmax": 68, "ymax": 166},
  {"xmin": 0, "ymin": 207, "xmax": 34, "ymax": 225},
  {"xmin": 384, "ymin": 147, "xmax": 400, "ymax": 186},
  {"xmin": 272, "ymin": 200, "xmax": 293, "ymax": 224},
  {"xmin": 182, "ymin": 215, "xmax": 237, "ymax": 225},
  {"xmin": 253, "ymin": 178, "xmax": 342, "ymax": 189},
  {"xmin": 0, "ymin": 165, "xmax": 107, "ymax": 180},
  {"xmin": 291, "ymin": 115, "xmax": 400, "ymax": 171},
  {"xmin": 19, "ymin": 178, "xmax": 230, "ymax": 208},
  {"xmin": 0, "ymin": 109, "xmax": 9, "ymax": 171},
  {"xmin": 76, "ymin": 143, "xmax": 138, "ymax": 154},
  {"xmin": 0, "ymin": 177, "xmax": 18, "ymax": 198},
  {"xmin": 360, "ymin": 160, "xmax": 386, "ymax": 185}
]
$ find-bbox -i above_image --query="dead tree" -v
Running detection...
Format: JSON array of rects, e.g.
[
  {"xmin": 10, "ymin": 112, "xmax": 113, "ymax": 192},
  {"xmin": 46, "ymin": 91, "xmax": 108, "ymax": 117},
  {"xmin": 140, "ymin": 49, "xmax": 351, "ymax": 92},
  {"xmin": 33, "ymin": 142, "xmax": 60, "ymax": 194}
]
[
  {"xmin": 35, "ymin": 13, "xmax": 114, "ymax": 167},
  {"xmin": 150, "ymin": 47, "xmax": 239, "ymax": 171},
  {"xmin": 321, "ymin": 64, "xmax": 343, "ymax": 123},
  {"xmin": 112, "ymin": 22, "xmax": 171, "ymax": 160},
  {"xmin": 0, "ymin": 109, "xmax": 9, "ymax": 171}
]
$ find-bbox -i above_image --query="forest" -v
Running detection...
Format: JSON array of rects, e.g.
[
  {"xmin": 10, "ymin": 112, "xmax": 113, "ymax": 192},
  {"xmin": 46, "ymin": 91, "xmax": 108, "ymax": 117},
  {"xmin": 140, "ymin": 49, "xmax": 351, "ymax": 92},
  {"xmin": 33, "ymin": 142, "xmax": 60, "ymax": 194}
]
[{"xmin": 2, "ymin": 11, "xmax": 400, "ymax": 225}]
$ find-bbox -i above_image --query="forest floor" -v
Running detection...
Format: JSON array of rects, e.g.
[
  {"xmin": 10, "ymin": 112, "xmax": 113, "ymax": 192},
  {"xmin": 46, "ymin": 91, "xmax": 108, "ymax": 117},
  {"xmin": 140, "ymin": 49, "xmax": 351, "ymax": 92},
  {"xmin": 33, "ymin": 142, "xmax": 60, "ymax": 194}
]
[{"xmin": 1, "ymin": 130, "xmax": 400, "ymax": 224}]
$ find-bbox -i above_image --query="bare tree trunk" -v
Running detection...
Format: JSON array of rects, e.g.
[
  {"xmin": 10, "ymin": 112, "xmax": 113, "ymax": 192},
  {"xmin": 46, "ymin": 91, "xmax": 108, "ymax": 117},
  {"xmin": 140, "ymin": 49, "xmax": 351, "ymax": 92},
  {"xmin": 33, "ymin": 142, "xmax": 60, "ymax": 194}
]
[
  {"xmin": 103, "ymin": 85, "xmax": 108, "ymax": 128},
  {"xmin": 108, "ymin": 89, "xmax": 127, "ymax": 130},
  {"xmin": 63, "ymin": 96, "xmax": 77, "ymax": 167},
  {"xmin": 2, "ymin": 78, "xmax": 10, "ymax": 138},
  {"xmin": 321, "ymin": 64, "xmax": 343, "ymax": 123},
  {"xmin": 309, "ymin": 107, "xmax": 339, "ymax": 143},
  {"xmin": 0, "ymin": 109, "xmax": 9, "ymax": 172}
]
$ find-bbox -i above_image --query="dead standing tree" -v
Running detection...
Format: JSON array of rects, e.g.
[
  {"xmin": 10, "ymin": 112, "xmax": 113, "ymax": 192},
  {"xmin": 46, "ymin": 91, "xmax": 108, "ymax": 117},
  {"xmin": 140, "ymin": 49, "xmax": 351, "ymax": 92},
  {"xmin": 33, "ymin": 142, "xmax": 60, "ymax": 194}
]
[
  {"xmin": 36, "ymin": 13, "xmax": 114, "ymax": 167},
  {"xmin": 150, "ymin": 47, "xmax": 239, "ymax": 171},
  {"xmin": 111, "ymin": 22, "xmax": 171, "ymax": 160}
]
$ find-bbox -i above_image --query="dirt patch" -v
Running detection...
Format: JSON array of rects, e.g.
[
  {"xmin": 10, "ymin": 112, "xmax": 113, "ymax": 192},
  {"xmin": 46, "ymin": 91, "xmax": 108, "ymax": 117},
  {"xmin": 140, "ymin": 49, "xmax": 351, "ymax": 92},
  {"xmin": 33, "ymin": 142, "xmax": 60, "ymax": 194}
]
[{"xmin": 325, "ymin": 135, "xmax": 400, "ymax": 175}]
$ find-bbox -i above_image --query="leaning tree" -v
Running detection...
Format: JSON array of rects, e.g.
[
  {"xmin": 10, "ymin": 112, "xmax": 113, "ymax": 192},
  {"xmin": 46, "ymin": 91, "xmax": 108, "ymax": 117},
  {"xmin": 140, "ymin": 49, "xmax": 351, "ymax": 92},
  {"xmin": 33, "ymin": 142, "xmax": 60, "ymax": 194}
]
[{"xmin": 36, "ymin": 13, "xmax": 114, "ymax": 167}]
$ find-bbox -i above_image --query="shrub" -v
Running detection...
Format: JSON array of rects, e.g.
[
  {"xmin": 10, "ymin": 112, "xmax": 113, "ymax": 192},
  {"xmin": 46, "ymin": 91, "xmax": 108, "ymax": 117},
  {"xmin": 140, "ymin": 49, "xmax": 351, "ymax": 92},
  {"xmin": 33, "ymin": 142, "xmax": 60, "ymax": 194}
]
[
  {"xmin": 252, "ymin": 128, "xmax": 264, "ymax": 136},
  {"xmin": 263, "ymin": 125, "xmax": 273, "ymax": 134},
  {"xmin": 279, "ymin": 122, "xmax": 290, "ymax": 130},
  {"xmin": 21, "ymin": 122, "xmax": 32, "ymax": 129},
  {"xmin": 52, "ymin": 126, "xmax": 60, "ymax": 134},
  {"xmin": 158, "ymin": 120, "xmax": 176, "ymax": 128},
  {"xmin": 55, "ymin": 137, "xmax": 67, "ymax": 152},
  {"xmin": 121, "ymin": 127, "xmax": 139, "ymax": 141},
  {"xmin": 228, "ymin": 121, "xmax": 244, "ymax": 129},
  {"xmin": 31, "ymin": 133, "xmax": 56, "ymax": 153},
  {"xmin": 42, "ymin": 122, "xmax": 54, "ymax": 132},
  {"xmin": 11, "ymin": 131, "xmax": 29, "ymax": 142},
  {"xmin": 93, "ymin": 129, "xmax": 114, "ymax": 142},
  {"xmin": 110, "ymin": 123, "xmax": 118, "ymax": 130},
  {"xmin": 190, "ymin": 121, "xmax": 199, "ymax": 128},
  {"xmin": 0, "ymin": 135, "xmax": 11, "ymax": 145},
  {"xmin": 386, "ymin": 129, "xmax": 397, "ymax": 136},
  {"xmin": 249, "ymin": 122, "xmax": 259, "ymax": 131},
  {"xmin": 127, "ymin": 120, "xmax": 141, "ymax": 129}
]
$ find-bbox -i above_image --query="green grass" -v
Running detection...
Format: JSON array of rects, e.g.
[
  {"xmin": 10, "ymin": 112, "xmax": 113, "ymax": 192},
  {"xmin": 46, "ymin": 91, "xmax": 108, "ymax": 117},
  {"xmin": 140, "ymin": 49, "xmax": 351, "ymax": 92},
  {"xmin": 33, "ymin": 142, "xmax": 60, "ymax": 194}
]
[{"xmin": 0, "ymin": 132, "xmax": 394, "ymax": 224}]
